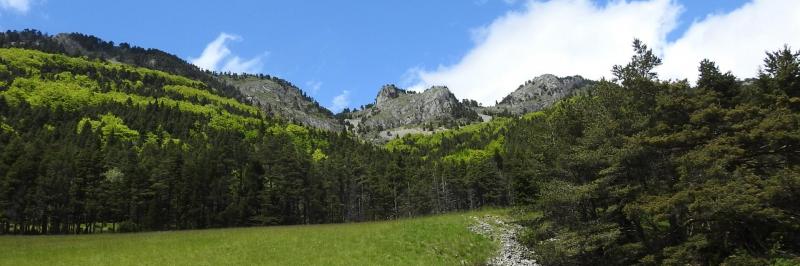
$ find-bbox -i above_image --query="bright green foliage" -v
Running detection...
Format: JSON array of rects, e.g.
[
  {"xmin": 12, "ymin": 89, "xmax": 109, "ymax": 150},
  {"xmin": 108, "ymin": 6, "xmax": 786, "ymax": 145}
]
[
  {"xmin": 0, "ymin": 48, "xmax": 258, "ymax": 131},
  {"xmin": 385, "ymin": 118, "xmax": 513, "ymax": 209},
  {"xmin": 0, "ymin": 48, "xmax": 201, "ymax": 87},
  {"xmin": 311, "ymin": 148, "xmax": 327, "ymax": 162},
  {"xmin": 0, "ymin": 122, "xmax": 14, "ymax": 135},
  {"xmin": 442, "ymin": 148, "xmax": 492, "ymax": 163},
  {"xmin": 1, "ymin": 47, "xmax": 502, "ymax": 235},
  {"xmin": 386, "ymin": 117, "xmax": 510, "ymax": 157},
  {"xmin": 5, "ymin": 77, "xmax": 95, "ymax": 112},
  {"xmin": 0, "ymin": 211, "xmax": 497, "ymax": 266},
  {"xmin": 2, "ymin": 34, "xmax": 799, "ymax": 266},
  {"xmin": 77, "ymin": 113, "xmax": 140, "ymax": 146},
  {"xmin": 267, "ymin": 123, "xmax": 329, "ymax": 153},
  {"xmin": 163, "ymin": 85, "xmax": 260, "ymax": 115}
]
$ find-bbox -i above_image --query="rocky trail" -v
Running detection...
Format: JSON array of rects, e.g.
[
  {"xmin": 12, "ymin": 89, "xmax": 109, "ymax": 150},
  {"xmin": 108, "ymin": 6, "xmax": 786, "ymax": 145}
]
[{"xmin": 469, "ymin": 215, "xmax": 539, "ymax": 266}]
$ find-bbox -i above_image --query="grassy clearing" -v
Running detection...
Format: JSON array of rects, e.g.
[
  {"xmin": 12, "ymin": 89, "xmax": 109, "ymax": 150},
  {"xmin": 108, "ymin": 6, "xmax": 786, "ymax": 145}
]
[{"xmin": 0, "ymin": 210, "xmax": 500, "ymax": 266}]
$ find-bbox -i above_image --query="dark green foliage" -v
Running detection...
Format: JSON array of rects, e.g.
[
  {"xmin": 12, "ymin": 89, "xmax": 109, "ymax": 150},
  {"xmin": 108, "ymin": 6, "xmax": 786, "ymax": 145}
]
[
  {"xmin": 0, "ymin": 31, "xmax": 797, "ymax": 265},
  {"xmin": 0, "ymin": 45, "xmax": 504, "ymax": 235},
  {"xmin": 508, "ymin": 42, "xmax": 800, "ymax": 265},
  {"xmin": 386, "ymin": 41, "xmax": 800, "ymax": 264}
]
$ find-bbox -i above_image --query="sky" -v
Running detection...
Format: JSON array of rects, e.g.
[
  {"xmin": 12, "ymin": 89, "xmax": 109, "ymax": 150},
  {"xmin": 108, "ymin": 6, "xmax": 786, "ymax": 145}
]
[{"xmin": 1, "ymin": 0, "xmax": 797, "ymax": 111}]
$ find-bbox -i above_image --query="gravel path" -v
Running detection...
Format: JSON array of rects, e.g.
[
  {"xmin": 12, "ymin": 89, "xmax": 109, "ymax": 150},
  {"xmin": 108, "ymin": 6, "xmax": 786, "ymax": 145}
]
[{"xmin": 469, "ymin": 215, "xmax": 539, "ymax": 266}]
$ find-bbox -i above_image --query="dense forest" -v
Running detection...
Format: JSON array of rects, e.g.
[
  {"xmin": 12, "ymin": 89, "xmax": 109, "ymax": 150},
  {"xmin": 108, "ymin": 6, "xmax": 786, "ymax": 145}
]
[
  {"xmin": 506, "ymin": 41, "xmax": 799, "ymax": 265},
  {"xmin": 382, "ymin": 40, "xmax": 800, "ymax": 264},
  {"xmin": 0, "ymin": 30, "xmax": 798, "ymax": 264},
  {"xmin": 0, "ymin": 42, "xmax": 509, "ymax": 234}
]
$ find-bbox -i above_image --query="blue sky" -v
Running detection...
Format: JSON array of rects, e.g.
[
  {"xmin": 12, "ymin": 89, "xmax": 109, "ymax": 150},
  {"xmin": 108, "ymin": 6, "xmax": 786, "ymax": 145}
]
[{"xmin": 1, "ymin": 0, "xmax": 796, "ymax": 111}]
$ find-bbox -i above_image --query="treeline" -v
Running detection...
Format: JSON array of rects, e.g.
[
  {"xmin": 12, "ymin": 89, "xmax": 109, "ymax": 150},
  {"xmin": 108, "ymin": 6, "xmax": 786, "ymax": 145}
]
[{"xmin": 0, "ymin": 47, "xmax": 509, "ymax": 234}]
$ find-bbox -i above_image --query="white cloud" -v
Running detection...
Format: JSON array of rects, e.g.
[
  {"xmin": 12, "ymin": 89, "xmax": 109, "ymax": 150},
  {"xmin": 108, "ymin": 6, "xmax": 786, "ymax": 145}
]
[
  {"xmin": 408, "ymin": 0, "xmax": 800, "ymax": 106},
  {"xmin": 190, "ymin": 32, "xmax": 265, "ymax": 74},
  {"xmin": 191, "ymin": 33, "xmax": 237, "ymax": 71},
  {"xmin": 409, "ymin": 0, "xmax": 681, "ymax": 105},
  {"xmin": 330, "ymin": 90, "xmax": 351, "ymax": 112},
  {"xmin": 221, "ymin": 56, "xmax": 263, "ymax": 74},
  {"xmin": 660, "ymin": 0, "xmax": 800, "ymax": 83},
  {"xmin": 0, "ymin": 0, "xmax": 31, "ymax": 13}
]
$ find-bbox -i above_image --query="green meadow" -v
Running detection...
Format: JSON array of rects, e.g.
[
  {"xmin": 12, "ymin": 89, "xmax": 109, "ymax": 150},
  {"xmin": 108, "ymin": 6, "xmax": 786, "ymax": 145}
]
[{"xmin": 0, "ymin": 211, "xmax": 498, "ymax": 266}]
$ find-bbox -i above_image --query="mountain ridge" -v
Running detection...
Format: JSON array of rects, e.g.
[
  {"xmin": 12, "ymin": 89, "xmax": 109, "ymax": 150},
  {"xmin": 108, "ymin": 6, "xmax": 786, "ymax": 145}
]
[
  {"xmin": 218, "ymin": 73, "xmax": 343, "ymax": 131},
  {"xmin": 0, "ymin": 30, "xmax": 590, "ymax": 140},
  {"xmin": 341, "ymin": 85, "xmax": 481, "ymax": 142},
  {"xmin": 481, "ymin": 74, "xmax": 591, "ymax": 116}
]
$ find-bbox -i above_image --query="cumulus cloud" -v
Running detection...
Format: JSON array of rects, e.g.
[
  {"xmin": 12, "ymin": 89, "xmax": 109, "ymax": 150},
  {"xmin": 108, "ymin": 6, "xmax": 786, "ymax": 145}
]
[
  {"xmin": 330, "ymin": 90, "xmax": 351, "ymax": 112},
  {"xmin": 660, "ymin": 0, "xmax": 800, "ymax": 83},
  {"xmin": 409, "ymin": 0, "xmax": 681, "ymax": 105},
  {"xmin": 0, "ymin": 0, "xmax": 31, "ymax": 13},
  {"xmin": 190, "ymin": 33, "xmax": 265, "ymax": 74},
  {"xmin": 408, "ymin": 0, "xmax": 800, "ymax": 106}
]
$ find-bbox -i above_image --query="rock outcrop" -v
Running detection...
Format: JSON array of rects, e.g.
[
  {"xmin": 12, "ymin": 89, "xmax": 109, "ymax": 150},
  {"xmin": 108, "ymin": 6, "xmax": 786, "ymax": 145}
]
[
  {"xmin": 220, "ymin": 75, "xmax": 343, "ymax": 132},
  {"xmin": 344, "ymin": 85, "xmax": 480, "ymax": 142},
  {"xmin": 376, "ymin": 84, "xmax": 404, "ymax": 106},
  {"xmin": 482, "ymin": 74, "xmax": 590, "ymax": 116}
]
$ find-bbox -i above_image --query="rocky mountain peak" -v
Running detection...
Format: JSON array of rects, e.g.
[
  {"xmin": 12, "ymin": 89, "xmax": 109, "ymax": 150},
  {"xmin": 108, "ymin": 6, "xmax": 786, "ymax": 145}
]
[
  {"xmin": 502, "ymin": 74, "xmax": 586, "ymax": 105},
  {"xmin": 376, "ymin": 84, "xmax": 405, "ymax": 106},
  {"xmin": 346, "ymin": 84, "xmax": 480, "ymax": 142},
  {"xmin": 425, "ymin": 86, "xmax": 453, "ymax": 97},
  {"xmin": 481, "ymin": 74, "xmax": 591, "ymax": 116}
]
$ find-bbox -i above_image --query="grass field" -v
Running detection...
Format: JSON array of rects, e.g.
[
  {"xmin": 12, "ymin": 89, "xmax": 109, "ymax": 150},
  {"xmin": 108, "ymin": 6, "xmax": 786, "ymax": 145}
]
[{"xmin": 0, "ymin": 210, "xmax": 500, "ymax": 266}]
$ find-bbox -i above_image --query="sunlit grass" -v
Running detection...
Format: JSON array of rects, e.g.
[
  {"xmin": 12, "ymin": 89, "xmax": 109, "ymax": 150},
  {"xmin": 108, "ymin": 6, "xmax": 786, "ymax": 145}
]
[{"xmin": 0, "ymin": 210, "xmax": 501, "ymax": 266}]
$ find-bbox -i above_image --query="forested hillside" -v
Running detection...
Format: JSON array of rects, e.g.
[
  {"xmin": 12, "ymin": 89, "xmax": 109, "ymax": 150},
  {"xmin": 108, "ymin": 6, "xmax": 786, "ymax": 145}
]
[
  {"xmin": 515, "ymin": 43, "xmax": 800, "ymax": 265},
  {"xmin": 0, "ymin": 45, "xmax": 511, "ymax": 234},
  {"xmin": 387, "ymin": 40, "xmax": 800, "ymax": 264},
  {"xmin": 0, "ymin": 30, "xmax": 250, "ymax": 104},
  {"xmin": 219, "ymin": 73, "xmax": 342, "ymax": 132},
  {"xmin": 0, "ymin": 29, "xmax": 798, "ymax": 265}
]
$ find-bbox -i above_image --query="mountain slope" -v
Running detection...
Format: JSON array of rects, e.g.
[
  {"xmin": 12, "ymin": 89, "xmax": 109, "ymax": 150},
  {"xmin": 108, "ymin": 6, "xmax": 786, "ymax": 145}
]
[
  {"xmin": 0, "ymin": 44, "xmax": 509, "ymax": 234},
  {"xmin": 0, "ymin": 30, "xmax": 247, "ymax": 102},
  {"xmin": 0, "ymin": 47, "xmax": 358, "ymax": 232},
  {"xmin": 0, "ymin": 30, "xmax": 344, "ymax": 131},
  {"xmin": 1, "ymin": 31, "xmax": 597, "ymax": 135},
  {"xmin": 339, "ymin": 76, "xmax": 590, "ymax": 142},
  {"xmin": 481, "ymin": 74, "xmax": 590, "ymax": 116},
  {"xmin": 219, "ymin": 74, "xmax": 342, "ymax": 131},
  {"xmin": 342, "ymin": 84, "xmax": 480, "ymax": 142}
]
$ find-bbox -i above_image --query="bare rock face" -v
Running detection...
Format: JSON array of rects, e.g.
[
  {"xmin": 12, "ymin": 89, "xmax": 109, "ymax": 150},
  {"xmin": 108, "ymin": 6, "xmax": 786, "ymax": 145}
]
[
  {"xmin": 346, "ymin": 85, "xmax": 480, "ymax": 142},
  {"xmin": 376, "ymin": 84, "xmax": 404, "ymax": 106},
  {"xmin": 482, "ymin": 74, "xmax": 589, "ymax": 116},
  {"xmin": 220, "ymin": 75, "xmax": 343, "ymax": 132}
]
